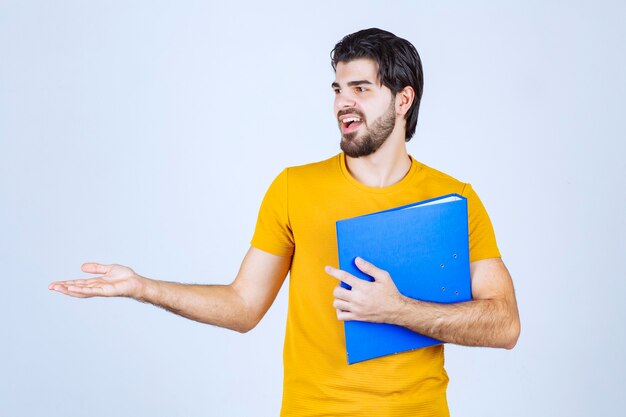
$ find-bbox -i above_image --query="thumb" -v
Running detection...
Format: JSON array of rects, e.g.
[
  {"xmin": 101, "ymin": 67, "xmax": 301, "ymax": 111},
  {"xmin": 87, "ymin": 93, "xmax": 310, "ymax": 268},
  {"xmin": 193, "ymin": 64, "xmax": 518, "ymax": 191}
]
[
  {"xmin": 355, "ymin": 257, "xmax": 391, "ymax": 282},
  {"xmin": 81, "ymin": 262, "xmax": 112, "ymax": 275}
]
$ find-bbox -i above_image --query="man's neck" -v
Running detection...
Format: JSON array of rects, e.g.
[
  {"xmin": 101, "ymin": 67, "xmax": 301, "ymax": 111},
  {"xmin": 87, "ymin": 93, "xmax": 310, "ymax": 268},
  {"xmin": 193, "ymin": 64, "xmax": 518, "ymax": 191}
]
[{"xmin": 344, "ymin": 136, "xmax": 412, "ymax": 188}]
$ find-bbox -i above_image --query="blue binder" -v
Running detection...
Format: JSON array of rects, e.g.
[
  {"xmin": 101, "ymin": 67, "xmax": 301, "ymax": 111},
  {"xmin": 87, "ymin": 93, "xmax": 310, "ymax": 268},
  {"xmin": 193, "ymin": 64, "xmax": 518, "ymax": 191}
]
[{"xmin": 335, "ymin": 194, "xmax": 471, "ymax": 364}]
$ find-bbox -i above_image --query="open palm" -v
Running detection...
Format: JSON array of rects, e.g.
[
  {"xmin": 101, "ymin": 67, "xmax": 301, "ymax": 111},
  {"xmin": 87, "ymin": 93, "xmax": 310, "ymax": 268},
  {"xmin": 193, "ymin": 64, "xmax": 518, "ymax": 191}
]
[{"xmin": 49, "ymin": 263, "xmax": 142, "ymax": 298}]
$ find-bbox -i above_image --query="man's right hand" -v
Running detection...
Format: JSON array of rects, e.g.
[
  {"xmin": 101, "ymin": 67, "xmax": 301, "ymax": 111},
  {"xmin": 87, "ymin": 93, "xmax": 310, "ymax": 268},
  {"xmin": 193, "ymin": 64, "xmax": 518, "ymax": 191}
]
[{"xmin": 49, "ymin": 263, "xmax": 144, "ymax": 299}]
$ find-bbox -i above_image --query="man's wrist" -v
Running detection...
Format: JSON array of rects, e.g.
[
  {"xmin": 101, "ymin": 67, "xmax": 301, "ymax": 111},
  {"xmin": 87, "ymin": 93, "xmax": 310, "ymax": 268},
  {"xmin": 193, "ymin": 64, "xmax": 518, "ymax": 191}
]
[
  {"xmin": 388, "ymin": 294, "xmax": 412, "ymax": 326},
  {"xmin": 133, "ymin": 274, "xmax": 154, "ymax": 302}
]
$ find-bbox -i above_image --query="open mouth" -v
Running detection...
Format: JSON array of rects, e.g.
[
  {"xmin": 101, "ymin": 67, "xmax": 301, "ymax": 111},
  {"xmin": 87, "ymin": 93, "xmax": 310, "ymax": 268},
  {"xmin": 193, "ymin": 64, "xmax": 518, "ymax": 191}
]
[{"xmin": 341, "ymin": 116, "xmax": 364, "ymax": 134}]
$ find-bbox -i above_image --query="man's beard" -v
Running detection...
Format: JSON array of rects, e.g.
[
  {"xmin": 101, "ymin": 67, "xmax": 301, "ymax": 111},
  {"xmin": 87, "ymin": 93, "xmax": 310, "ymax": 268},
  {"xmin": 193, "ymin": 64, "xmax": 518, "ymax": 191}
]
[{"xmin": 339, "ymin": 99, "xmax": 396, "ymax": 158}]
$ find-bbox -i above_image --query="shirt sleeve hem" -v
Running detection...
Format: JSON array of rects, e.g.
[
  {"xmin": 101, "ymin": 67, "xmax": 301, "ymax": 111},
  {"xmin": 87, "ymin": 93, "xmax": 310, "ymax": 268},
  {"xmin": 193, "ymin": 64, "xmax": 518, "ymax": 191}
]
[
  {"xmin": 469, "ymin": 251, "xmax": 502, "ymax": 263},
  {"xmin": 250, "ymin": 239, "xmax": 294, "ymax": 257}
]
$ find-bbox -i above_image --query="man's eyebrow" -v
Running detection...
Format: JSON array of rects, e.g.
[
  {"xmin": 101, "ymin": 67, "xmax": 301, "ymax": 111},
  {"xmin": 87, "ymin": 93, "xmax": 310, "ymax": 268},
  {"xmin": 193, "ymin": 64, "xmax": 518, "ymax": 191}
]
[
  {"xmin": 347, "ymin": 80, "xmax": 374, "ymax": 87},
  {"xmin": 331, "ymin": 80, "xmax": 375, "ymax": 89}
]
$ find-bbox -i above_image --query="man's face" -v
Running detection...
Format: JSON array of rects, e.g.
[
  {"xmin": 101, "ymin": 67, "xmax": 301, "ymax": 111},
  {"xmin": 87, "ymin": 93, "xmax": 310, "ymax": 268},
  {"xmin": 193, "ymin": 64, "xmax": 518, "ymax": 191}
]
[{"xmin": 332, "ymin": 58, "xmax": 397, "ymax": 158}]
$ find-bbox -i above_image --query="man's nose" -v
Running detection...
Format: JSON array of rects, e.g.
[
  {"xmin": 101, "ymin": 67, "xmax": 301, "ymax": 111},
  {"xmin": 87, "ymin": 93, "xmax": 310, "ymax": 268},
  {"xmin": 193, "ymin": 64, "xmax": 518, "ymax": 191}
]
[{"xmin": 335, "ymin": 92, "xmax": 356, "ymax": 109}]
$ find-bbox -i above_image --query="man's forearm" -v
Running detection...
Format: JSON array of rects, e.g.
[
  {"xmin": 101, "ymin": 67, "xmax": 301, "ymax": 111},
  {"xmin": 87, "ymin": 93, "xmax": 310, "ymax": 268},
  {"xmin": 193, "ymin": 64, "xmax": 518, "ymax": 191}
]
[
  {"xmin": 392, "ymin": 297, "xmax": 520, "ymax": 349},
  {"xmin": 49, "ymin": 248, "xmax": 289, "ymax": 331},
  {"xmin": 137, "ymin": 277, "xmax": 252, "ymax": 333}
]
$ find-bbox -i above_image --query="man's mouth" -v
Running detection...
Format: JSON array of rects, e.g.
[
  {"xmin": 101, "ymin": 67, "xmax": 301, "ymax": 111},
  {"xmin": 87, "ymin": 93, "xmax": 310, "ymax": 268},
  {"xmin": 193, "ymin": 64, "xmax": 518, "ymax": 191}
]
[{"xmin": 340, "ymin": 116, "xmax": 364, "ymax": 134}]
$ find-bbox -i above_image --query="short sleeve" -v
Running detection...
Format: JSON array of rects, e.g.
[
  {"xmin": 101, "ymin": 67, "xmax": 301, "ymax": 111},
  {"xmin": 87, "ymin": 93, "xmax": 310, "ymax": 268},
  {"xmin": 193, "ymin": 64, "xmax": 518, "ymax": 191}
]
[
  {"xmin": 461, "ymin": 184, "xmax": 501, "ymax": 262},
  {"xmin": 250, "ymin": 168, "xmax": 295, "ymax": 257}
]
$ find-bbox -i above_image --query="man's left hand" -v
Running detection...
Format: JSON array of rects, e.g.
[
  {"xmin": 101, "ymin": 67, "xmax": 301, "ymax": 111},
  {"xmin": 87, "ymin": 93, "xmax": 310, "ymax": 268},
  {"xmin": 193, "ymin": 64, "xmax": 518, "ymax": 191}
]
[{"xmin": 325, "ymin": 257, "xmax": 406, "ymax": 323}]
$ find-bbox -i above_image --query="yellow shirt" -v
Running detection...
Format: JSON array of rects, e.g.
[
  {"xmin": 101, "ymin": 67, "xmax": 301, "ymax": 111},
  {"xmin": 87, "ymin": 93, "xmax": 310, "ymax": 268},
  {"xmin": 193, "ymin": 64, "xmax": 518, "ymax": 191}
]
[{"xmin": 251, "ymin": 153, "xmax": 500, "ymax": 417}]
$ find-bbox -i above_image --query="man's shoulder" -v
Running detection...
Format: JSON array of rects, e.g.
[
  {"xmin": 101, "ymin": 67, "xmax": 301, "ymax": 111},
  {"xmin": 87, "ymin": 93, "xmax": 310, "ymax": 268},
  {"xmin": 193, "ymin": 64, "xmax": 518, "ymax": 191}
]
[
  {"xmin": 283, "ymin": 153, "xmax": 341, "ymax": 179},
  {"xmin": 412, "ymin": 157, "xmax": 469, "ymax": 191},
  {"xmin": 287, "ymin": 153, "xmax": 340, "ymax": 171}
]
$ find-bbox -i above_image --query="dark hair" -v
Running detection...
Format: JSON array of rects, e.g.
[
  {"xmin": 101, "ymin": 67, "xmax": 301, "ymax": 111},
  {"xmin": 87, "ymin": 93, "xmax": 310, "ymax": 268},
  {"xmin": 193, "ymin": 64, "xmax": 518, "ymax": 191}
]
[{"xmin": 330, "ymin": 28, "xmax": 424, "ymax": 141}]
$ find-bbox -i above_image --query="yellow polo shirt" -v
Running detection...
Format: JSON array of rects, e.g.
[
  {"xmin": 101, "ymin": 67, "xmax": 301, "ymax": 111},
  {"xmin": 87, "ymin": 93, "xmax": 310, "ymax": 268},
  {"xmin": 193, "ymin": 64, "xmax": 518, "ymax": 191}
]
[{"xmin": 251, "ymin": 153, "xmax": 500, "ymax": 417}]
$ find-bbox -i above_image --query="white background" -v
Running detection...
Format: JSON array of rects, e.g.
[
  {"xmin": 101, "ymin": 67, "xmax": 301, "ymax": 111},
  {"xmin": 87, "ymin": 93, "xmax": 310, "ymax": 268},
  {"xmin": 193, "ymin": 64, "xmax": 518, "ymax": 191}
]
[{"xmin": 2, "ymin": 1, "xmax": 625, "ymax": 416}]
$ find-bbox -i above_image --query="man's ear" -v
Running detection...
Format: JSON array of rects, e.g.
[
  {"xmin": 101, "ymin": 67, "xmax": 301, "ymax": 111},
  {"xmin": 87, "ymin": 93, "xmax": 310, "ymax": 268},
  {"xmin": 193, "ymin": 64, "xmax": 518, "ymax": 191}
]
[{"xmin": 396, "ymin": 86, "xmax": 415, "ymax": 117}]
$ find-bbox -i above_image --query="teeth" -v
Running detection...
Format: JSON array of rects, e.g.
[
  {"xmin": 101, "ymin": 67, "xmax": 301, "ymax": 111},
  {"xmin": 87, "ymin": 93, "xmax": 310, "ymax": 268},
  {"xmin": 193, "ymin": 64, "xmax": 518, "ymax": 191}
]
[{"xmin": 343, "ymin": 117, "xmax": 361, "ymax": 123}]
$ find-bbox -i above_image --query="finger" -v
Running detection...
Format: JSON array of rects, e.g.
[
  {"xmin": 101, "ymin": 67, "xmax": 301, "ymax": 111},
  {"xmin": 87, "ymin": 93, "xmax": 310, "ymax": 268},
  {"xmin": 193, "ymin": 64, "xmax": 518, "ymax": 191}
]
[
  {"xmin": 49, "ymin": 284, "xmax": 92, "ymax": 298},
  {"xmin": 354, "ymin": 257, "xmax": 391, "ymax": 282},
  {"xmin": 333, "ymin": 298, "xmax": 351, "ymax": 311},
  {"xmin": 72, "ymin": 278, "xmax": 107, "ymax": 287},
  {"xmin": 336, "ymin": 309, "xmax": 354, "ymax": 322},
  {"xmin": 49, "ymin": 283, "xmax": 70, "ymax": 294},
  {"xmin": 81, "ymin": 263, "xmax": 112, "ymax": 275},
  {"xmin": 63, "ymin": 289, "xmax": 93, "ymax": 298},
  {"xmin": 66, "ymin": 284, "xmax": 106, "ymax": 296},
  {"xmin": 51, "ymin": 282, "xmax": 105, "ymax": 295},
  {"xmin": 49, "ymin": 279, "xmax": 81, "ymax": 287},
  {"xmin": 324, "ymin": 266, "xmax": 361, "ymax": 288},
  {"xmin": 49, "ymin": 277, "xmax": 102, "ymax": 289},
  {"xmin": 333, "ymin": 285, "xmax": 353, "ymax": 301}
]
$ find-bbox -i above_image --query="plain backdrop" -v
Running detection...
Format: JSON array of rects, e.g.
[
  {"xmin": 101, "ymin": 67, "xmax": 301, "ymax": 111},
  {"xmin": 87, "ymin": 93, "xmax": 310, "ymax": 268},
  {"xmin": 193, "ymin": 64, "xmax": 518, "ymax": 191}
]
[{"xmin": 1, "ymin": 1, "xmax": 625, "ymax": 416}]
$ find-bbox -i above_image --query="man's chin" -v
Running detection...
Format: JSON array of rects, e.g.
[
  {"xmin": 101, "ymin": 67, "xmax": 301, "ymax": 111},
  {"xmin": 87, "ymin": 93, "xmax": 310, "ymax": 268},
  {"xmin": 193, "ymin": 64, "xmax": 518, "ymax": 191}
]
[{"xmin": 341, "ymin": 137, "xmax": 375, "ymax": 158}]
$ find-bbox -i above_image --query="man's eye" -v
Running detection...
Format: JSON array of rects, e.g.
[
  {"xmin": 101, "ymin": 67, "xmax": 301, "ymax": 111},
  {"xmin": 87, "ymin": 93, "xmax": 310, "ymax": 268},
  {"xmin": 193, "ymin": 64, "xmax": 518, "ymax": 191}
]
[
  {"xmin": 333, "ymin": 89, "xmax": 341, "ymax": 94},
  {"xmin": 356, "ymin": 87, "xmax": 367, "ymax": 93}
]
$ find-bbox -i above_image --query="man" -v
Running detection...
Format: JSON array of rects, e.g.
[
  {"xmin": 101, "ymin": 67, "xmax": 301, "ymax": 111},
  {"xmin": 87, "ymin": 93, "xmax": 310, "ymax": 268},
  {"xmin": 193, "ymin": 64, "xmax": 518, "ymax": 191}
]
[{"xmin": 49, "ymin": 28, "xmax": 520, "ymax": 416}]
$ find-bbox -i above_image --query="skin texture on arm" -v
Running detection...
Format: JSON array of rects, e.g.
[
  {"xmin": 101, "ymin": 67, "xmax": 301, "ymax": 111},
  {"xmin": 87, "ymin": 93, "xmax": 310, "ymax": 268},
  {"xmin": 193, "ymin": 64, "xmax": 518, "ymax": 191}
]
[
  {"xmin": 49, "ymin": 246, "xmax": 291, "ymax": 333},
  {"xmin": 327, "ymin": 257, "xmax": 520, "ymax": 349}
]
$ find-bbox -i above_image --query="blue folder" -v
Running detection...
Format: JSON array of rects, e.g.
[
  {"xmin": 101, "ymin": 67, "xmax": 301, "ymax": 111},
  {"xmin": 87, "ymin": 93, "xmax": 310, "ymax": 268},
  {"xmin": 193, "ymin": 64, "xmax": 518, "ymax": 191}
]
[{"xmin": 335, "ymin": 194, "xmax": 471, "ymax": 364}]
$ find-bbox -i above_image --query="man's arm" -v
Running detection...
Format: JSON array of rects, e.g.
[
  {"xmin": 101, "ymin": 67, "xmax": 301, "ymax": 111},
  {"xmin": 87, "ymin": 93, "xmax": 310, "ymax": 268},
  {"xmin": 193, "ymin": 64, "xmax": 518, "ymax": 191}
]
[
  {"xmin": 49, "ymin": 246, "xmax": 291, "ymax": 333},
  {"xmin": 327, "ymin": 257, "xmax": 520, "ymax": 349}
]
